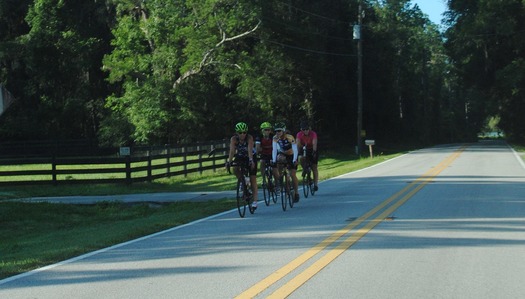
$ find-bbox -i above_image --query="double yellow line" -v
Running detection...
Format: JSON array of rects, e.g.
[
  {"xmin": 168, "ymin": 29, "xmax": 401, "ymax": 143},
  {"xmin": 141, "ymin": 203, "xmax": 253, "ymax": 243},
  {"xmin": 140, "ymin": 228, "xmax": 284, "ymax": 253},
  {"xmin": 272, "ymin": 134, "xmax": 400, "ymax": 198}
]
[{"xmin": 236, "ymin": 145, "xmax": 467, "ymax": 299}]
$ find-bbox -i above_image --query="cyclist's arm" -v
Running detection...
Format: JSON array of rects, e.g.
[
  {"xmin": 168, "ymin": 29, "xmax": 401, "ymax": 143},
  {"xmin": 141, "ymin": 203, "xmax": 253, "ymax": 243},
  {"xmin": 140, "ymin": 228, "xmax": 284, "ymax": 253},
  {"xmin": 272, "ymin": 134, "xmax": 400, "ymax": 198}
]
[
  {"xmin": 296, "ymin": 134, "xmax": 302, "ymax": 150},
  {"xmin": 292, "ymin": 143, "xmax": 298, "ymax": 163},
  {"xmin": 272, "ymin": 140, "xmax": 278, "ymax": 163},
  {"xmin": 255, "ymin": 136, "xmax": 261, "ymax": 155},
  {"xmin": 228, "ymin": 136, "xmax": 236, "ymax": 164},
  {"xmin": 248, "ymin": 135, "xmax": 254, "ymax": 163}
]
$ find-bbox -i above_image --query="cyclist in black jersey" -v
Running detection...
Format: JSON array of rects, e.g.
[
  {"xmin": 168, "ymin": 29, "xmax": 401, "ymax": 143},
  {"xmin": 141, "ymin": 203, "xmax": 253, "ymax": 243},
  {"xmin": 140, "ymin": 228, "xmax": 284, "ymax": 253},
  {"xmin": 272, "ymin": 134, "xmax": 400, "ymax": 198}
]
[
  {"xmin": 226, "ymin": 122, "xmax": 258, "ymax": 210},
  {"xmin": 271, "ymin": 122, "xmax": 300, "ymax": 202}
]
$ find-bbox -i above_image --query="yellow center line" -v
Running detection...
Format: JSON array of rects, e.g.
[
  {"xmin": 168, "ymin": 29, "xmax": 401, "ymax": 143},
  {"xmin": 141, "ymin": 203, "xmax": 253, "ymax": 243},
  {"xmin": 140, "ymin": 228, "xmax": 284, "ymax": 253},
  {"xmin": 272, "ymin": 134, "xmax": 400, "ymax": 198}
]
[{"xmin": 235, "ymin": 146, "xmax": 467, "ymax": 299}]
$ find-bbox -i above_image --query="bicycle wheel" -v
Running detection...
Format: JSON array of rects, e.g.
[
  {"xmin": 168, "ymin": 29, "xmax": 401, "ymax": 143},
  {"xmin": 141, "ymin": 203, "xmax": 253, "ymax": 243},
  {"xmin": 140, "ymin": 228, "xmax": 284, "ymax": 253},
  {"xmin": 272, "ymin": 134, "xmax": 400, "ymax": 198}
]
[
  {"xmin": 280, "ymin": 174, "xmax": 287, "ymax": 211},
  {"xmin": 268, "ymin": 169, "xmax": 278, "ymax": 203},
  {"xmin": 302, "ymin": 168, "xmax": 310, "ymax": 198},
  {"xmin": 248, "ymin": 192, "xmax": 256, "ymax": 214},
  {"xmin": 236, "ymin": 179, "xmax": 247, "ymax": 218},
  {"xmin": 309, "ymin": 172, "xmax": 316, "ymax": 196},
  {"xmin": 262, "ymin": 173, "xmax": 271, "ymax": 206},
  {"xmin": 288, "ymin": 173, "xmax": 295, "ymax": 208}
]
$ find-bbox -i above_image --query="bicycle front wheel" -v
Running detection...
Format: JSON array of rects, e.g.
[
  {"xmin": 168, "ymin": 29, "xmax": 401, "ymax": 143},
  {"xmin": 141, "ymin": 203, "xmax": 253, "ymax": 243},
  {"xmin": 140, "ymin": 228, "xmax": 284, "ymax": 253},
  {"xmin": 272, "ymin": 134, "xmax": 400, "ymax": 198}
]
[
  {"xmin": 302, "ymin": 169, "xmax": 310, "ymax": 198},
  {"xmin": 288, "ymin": 173, "xmax": 295, "ymax": 209},
  {"xmin": 268, "ymin": 172, "xmax": 278, "ymax": 204},
  {"xmin": 262, "ymin": 174, "xmax": 271, "ymax": 206},
  {"xmin": 236, "ymin": 179, "xmax": 247, "ymax": 218},
  {"xmin": 280, "ymin": 175, "xmax": 287, "ymax": 211},
  {"xmin": 309, "ymin": 172, "xmax": 316, "ymax": 196}
]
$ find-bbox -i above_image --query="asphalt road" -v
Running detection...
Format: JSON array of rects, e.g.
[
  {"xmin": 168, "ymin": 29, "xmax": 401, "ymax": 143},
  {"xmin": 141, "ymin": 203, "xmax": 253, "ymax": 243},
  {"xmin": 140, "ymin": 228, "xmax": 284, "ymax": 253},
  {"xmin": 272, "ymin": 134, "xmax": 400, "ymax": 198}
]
[{"xmin": 2, "ymin": 140, "xmax": 525, "ymax": 298}]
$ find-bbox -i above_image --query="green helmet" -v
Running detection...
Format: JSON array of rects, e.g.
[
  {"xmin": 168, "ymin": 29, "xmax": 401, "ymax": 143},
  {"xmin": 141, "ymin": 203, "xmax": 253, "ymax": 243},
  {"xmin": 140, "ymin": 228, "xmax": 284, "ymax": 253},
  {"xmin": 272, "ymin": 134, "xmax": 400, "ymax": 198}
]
[
  {"xmin": 274, "ymin": 122, "xmax": 286, "ymax": 131},
  {"xmin": 260, "ymin": 121, "xmax": 272, "ymax": 130},
  {"xmin": 235, "ymin": 122, "xmax": 248, "ymax": 132}
]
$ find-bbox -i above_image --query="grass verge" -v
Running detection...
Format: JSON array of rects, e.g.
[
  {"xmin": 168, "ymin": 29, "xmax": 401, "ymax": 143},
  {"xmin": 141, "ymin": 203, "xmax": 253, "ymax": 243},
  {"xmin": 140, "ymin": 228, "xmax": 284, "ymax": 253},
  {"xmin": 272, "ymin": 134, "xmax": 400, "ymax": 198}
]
[{"xmin": 0, "ymin": 147, "xmax": 406, "ymax": 280}]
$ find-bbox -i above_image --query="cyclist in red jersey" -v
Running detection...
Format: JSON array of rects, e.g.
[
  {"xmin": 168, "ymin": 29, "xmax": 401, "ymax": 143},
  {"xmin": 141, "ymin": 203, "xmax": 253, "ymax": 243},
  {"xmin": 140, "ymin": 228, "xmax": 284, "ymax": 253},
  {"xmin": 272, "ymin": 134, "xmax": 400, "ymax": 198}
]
[
  {"xmin": 272, "ymin": 122, "xmax": 300, "ymax": 202},
  {"xmin": 255, "ymin": 122, "xmax": 274, "ymax": 183},
  {"xmin": 296, "ymin": 120, "xmax": 319, "ymax": 191},
  {"xmin": 226, "ymin": 122, "xmax": 258, "ymax": 210}
]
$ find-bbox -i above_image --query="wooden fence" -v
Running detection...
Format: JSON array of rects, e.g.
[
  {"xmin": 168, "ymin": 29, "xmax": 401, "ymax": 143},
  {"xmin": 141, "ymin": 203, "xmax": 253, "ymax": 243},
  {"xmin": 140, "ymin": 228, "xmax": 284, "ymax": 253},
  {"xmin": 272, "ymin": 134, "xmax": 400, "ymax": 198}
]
[{"xmin": 0, "ymin": 140, "xmax": 230, "ymax": 186}]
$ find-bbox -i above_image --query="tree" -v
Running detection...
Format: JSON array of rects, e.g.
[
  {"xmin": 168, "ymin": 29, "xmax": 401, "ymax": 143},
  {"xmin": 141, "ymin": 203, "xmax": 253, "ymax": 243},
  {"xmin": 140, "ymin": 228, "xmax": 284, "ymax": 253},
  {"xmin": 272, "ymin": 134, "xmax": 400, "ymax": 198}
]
[
  {"xmin": 364, "ymin": 0, "xmax": 455, "ymax": 144},
  {"xmin": 103, "ymin": 0, "xmax": 265, "ymax": 144},
  {"xmin": 445, "ymin": 0, "xmax": 525, "ymax": 141},
  {"xmin": 0, "ymin": 0, "xmax": 114, "ymax": 141}
]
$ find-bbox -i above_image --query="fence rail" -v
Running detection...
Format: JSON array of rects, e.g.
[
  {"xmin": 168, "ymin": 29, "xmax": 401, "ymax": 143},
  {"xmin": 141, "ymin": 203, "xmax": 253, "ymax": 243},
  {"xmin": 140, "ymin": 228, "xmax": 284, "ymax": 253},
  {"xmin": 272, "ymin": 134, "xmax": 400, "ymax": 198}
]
[{"xmin": 0, "ymin": 140, "xmax": 230, "ymax": 186}]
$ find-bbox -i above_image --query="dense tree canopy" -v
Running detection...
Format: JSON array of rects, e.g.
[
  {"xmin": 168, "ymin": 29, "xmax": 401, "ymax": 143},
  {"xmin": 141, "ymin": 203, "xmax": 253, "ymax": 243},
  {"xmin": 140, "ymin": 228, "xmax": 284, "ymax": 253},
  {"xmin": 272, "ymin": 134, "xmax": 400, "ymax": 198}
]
[
  {"xmin": 1, "ymin": 0, "xmax": 523, "ymax": 150},
  {"xmin": 444, "ymin": 0, "xmax": 525, "ymax": 142}
]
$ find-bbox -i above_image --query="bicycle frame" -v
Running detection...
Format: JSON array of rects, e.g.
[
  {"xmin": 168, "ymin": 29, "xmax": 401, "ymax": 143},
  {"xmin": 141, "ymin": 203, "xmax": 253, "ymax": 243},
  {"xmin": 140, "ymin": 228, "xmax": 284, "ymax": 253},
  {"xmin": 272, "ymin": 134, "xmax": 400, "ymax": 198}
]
[
  {"xmin": 231, "ymin": 160, "xmax": 255, "ymax": 218},
  {"xmin": 276, "ymin": 162, "xmax": 295, "ymax": 211},
  {"xmin": 261, "ymin": 160, "xmax": 276, "ymax": 206},
  {"xmin": 301, "ymin": 148, "xmax": 316, "ymax": 197}
]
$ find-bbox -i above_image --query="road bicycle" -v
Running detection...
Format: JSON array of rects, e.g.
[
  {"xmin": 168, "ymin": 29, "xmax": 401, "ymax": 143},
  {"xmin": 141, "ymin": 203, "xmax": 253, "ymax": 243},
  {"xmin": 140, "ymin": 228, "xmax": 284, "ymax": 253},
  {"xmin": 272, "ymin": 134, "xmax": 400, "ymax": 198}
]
[
  {"xmin": 276, "ymin": 161, "xmax": 296, "ymax": 211},
  {"xmin": 302, "ymin": 146, "xmax": 316, "ymax": 198},
  {"xmin": 228, "ymin": 160, "xmax": 256, "ymax": 218},
  {"xmin": 261, "ymin": 159, "xmax": 277, "ymax": 206}
]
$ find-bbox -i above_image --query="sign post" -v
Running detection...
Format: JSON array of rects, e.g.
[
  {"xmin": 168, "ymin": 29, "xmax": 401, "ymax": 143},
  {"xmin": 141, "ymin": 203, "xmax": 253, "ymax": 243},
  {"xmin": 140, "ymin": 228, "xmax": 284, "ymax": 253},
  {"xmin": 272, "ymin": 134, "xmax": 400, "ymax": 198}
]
[{"xmin": 365, "ymin": 140, "xmax": 375, "ymax": 158}]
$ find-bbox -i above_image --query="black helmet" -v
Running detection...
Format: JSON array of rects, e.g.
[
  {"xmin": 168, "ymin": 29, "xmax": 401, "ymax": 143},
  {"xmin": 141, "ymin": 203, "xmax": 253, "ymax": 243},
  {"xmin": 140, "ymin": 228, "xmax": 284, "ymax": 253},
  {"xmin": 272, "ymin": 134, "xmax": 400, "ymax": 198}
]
[
  {"xmin": 274, "ymin": 122, "xmax": 286, "ymax": 131},
  {"xmin": 300, "ymin": 120, "xmax": 310, "ymax": 130}
]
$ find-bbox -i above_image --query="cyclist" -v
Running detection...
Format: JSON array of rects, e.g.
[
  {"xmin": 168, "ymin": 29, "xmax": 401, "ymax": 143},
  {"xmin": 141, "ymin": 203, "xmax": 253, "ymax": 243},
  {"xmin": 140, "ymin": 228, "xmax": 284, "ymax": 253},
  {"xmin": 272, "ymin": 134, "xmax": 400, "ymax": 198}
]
[
  {"xmin": 271, "ymin": 122, "xmax": 300, "ymax": 202},
  {"xmin": 296, "ymin": 120, "xmax": 319, "ymax": 191},
  {"xmin": 255, "ymin": 122, "xmax": 274, "ymax": 190},
  {"xmin": 226, "ymin": 122, "xmax": 258, "ymax": 210}
]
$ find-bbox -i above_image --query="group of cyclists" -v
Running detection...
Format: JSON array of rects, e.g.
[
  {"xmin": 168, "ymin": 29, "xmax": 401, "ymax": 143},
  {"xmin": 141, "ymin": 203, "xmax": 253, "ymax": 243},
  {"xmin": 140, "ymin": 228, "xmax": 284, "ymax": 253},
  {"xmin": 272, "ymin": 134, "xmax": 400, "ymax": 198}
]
[{"xmin": 226, "ymin": 120, "xmax": 319, "ymax": 210}]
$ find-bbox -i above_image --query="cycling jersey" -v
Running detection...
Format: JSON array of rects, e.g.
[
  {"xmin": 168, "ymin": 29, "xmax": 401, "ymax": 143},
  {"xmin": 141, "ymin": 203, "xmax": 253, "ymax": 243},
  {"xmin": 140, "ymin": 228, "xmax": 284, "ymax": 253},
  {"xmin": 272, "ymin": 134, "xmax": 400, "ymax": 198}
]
[
  {"xmin": 235, "ymin": 135, "xmax": 250, "ymax": 157},
  {"xmin": 296, "ymin": 130, "xmax": 318, "ymax": 150},
  {"xmin": 255, "ymin": 135, "xmax": 273, "ymax": 156},
  {"xmin": 230, "ymin": 134, "xmax": 257, "ymax": 176},
  {"xmin": 272, "ymin": 133, "xmax": 298, "ymax": 163}
]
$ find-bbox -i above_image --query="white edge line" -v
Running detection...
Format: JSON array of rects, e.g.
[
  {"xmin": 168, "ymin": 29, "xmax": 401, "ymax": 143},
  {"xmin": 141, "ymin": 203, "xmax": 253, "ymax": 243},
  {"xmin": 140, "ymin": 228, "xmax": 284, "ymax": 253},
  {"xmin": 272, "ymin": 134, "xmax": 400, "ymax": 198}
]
[
  {"xmin": 0, "ymin": 152, "xmax": 410, "ymax": 285},
  {"xmin": 508, "ymin": 142, "xmax": 525, "ymax": 170},
  {"xmin": 328, "ymin": 152, "xmax": 409, "ymax": 181}
]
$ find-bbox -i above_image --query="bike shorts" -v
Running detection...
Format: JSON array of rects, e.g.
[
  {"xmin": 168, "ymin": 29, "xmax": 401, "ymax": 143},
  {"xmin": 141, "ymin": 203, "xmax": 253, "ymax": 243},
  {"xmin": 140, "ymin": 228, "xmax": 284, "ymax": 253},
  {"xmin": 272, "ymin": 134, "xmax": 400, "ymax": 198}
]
[
  {"xmin": 301, "ymin": 149, "xmax": 318, "ymax": 164},
  {"xmin": 277, "ymin": 153, "xmax": 297, "ymax": 170},
  {"xmin": 234, "ymin": 155, "xmax": 258, "ymax": 176},
  {"xmin": 259, "ymin": 154, "xmax": 272, "ymax": 164}
]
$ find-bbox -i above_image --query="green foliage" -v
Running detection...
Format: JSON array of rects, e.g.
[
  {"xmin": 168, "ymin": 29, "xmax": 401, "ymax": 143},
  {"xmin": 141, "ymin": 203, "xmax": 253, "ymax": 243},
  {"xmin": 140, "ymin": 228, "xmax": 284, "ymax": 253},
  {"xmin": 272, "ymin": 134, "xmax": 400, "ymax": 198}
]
[
  {"xmin": 4, "ymin": 0, "xmax": 510, "ymax": 148},
  {"xmin": 0, "ymin": 0, "xmax": 113, "ymax": 140},
  {"xmin": 445, "ymin": 0, "xmax": 525, "ymax": 142}
]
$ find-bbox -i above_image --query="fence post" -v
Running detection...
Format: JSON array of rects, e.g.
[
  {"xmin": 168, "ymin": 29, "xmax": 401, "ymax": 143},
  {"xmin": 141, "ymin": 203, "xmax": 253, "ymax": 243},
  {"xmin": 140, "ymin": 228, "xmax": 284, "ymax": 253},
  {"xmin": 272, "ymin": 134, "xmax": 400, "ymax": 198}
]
[
  {"xmin": 52, "ymin": 155, "xmax": 57, "ymax": 186},
  {"xmin": 211, "ymin": 145, "xmax": 216, "ymax": 173},
  {"xmin": 224, "ymin": 141, "xmax": 228, "ymax": 164},
  {"xmin": 125, "ymin": 155, "xmax": 131, "ymax": 185},
  {"xmin": 166, "ymin": 144, "xmax": 171, "ymax": 178},
  {"xmin": 147, "ymin": 148, "xmax": 152, "ymax": 182},
  {"xmin": 183, "ymin": 146, "xmax": 187, "ymax": 177},
  {"xmin": 198, "ymin": 145, "xmax": 203, "ymax": 174}
]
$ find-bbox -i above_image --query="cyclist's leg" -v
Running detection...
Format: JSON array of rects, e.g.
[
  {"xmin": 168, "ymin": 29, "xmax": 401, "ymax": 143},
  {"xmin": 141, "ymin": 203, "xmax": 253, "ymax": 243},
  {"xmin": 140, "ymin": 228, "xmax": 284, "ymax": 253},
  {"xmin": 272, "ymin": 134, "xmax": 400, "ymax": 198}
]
[
  {"xmin": 249, "ymin": 158, "xmax": 259, "ymax": 207},
  {"xmin": 273, "ymin": 164, "xmax": 281, "ymax": 190},
  {"xmin": 299, "ymin": 155, "xmax": 306, "ymax": 177},
  {"xmin": 312, "ymin": 162, "xmax": 319, "ymax": 190},
  {"xmin": 259, "ymin": 158, "xmax": 266, "ymax": 179},
  {"xmin": 232, "ymin": 156, "xmax": 244, "ymax": 181},
  {"xmin": 311, "ymin": 152, "xmax": 319, "ymax": 190},
  {"xmin": 288, "ymin": 156, "xmax": 300, "ymax": 202}
]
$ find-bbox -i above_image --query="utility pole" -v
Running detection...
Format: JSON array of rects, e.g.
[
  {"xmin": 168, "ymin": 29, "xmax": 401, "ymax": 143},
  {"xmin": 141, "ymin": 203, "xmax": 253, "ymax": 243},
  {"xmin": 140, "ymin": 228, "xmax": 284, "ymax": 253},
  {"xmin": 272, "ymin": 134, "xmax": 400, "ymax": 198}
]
[{"xmin": 354, "ymin": 1, "xmax": 364, "ymax": 156}]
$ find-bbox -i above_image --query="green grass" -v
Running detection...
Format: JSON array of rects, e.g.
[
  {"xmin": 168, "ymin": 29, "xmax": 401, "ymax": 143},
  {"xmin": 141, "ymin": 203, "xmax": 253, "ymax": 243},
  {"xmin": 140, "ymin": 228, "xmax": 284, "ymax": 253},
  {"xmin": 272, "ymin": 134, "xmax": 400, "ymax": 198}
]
[
  {"xmin": 0, "ymin": 147, "xmax": 406, "ymax": 280},
  {"xmin": 0, "ymin": 200, "xmax": 234, "ymax": 279}
]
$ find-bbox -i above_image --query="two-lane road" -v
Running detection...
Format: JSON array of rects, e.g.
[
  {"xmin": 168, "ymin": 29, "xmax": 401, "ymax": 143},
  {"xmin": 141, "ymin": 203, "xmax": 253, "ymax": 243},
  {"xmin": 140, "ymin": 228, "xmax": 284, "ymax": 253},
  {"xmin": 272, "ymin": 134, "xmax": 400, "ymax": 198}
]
[{"xmin": 2, "ymin": 141, "xmax": 525, "ymax": 298}]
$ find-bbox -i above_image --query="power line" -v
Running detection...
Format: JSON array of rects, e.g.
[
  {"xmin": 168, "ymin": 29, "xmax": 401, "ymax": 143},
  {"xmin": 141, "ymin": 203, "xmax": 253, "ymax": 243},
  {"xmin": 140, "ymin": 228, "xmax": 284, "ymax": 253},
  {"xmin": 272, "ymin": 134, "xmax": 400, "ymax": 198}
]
[
  {"xmin": 274, "ymin": 0, "xmax": 353, "ymax": 26},
  {"xmin": 262, "ymin": 16, "xmax": 354, "ymax": 41},
  {"xmin": 255, "ymin": 36, "xmax": 356, "ymax": 57}
]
